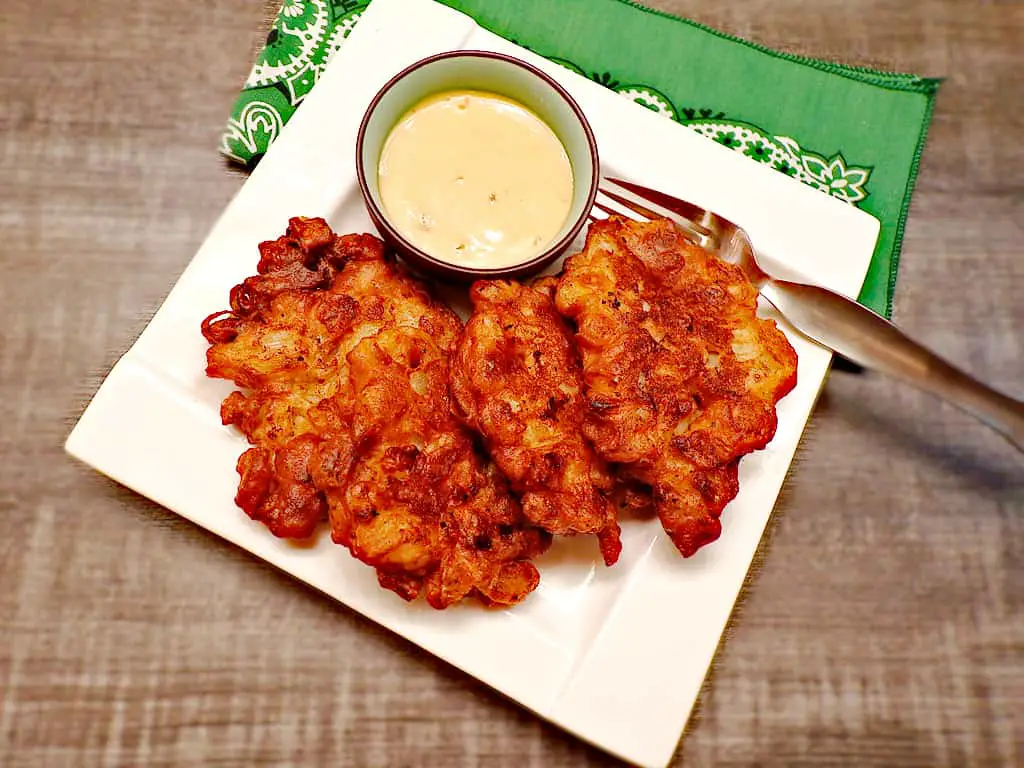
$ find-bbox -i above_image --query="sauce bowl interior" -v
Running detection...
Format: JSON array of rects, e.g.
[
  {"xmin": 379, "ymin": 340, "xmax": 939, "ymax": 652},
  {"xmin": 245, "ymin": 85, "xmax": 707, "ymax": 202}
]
[{"xmin": 357, "ymin": 51, "xmax": 599, "ymax": 279}]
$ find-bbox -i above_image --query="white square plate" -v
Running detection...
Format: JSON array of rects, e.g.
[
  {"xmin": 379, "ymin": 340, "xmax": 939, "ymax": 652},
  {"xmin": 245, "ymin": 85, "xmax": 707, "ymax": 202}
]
[{"xmin": 65, "ymin": 1, "xmax": 880, "ymax": 765}]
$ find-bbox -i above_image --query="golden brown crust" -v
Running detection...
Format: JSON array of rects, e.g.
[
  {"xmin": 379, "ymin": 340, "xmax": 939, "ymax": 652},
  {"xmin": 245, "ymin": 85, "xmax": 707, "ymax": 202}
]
[
  {"xmin": 554, "ymin": 216, "xmax": 797, "ymax": 557},
  {"xmin": 450, "ymin": 280, "xmax": 621, "ymax": 565},
  {"xmin": 202, "ymin": 217, "xmax": 548, "ymax": 608}
]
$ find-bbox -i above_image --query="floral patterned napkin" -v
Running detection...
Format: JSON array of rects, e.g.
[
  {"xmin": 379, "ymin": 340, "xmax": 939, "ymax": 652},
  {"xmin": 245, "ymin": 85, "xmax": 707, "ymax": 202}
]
[{"xmin": 221, "ymin": 0, "xmax": 939, "ymax": 316}]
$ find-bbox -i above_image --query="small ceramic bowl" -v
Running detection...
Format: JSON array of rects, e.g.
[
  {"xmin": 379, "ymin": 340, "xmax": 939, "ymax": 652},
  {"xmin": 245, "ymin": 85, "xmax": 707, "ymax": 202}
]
[{"xmin": 356, "ymin": 50, "xmax": 599, "ymax": 281}]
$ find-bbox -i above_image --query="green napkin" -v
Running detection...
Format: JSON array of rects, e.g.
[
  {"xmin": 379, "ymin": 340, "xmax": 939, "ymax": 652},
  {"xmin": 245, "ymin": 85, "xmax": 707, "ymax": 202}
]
[{"xmin": 221, "ymin": 0, "xmax": 939, "ymax": 317}]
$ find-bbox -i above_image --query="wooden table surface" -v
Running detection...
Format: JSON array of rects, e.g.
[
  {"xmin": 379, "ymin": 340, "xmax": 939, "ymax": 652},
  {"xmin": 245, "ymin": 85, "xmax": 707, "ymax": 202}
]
[{"xmin": 3, "ymin": 1, "xmax": 1022, "ymax": 765}]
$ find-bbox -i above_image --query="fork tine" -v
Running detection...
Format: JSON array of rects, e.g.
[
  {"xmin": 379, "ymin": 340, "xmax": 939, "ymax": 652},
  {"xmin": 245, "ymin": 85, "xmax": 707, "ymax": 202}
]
[
  {"xmin": 601, "ymin": 180, "xmax": 714, "ymax": 242},
  {"xmin": 605, "ymin": 177, "xmax": 708, "ymax": 225},
  {"xmin": 598, "ymin": 181, "xmax": 716, "ymax": 249},
  {"xmin": 599, "ymin": 177, "xmax": 763, "ymax": 284},
  {"xmin": 592, "ymin": 199, "xmax": 625, "ymax": 218},
  {"xmin": 597, "ymin": 186, "xmax": 660, "ymax": 222}
]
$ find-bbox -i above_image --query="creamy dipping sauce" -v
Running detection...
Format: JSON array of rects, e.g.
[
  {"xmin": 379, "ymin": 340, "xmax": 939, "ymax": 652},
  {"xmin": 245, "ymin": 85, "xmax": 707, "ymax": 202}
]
[{"xmin": 378, "ymin": 90, "xmax": 574, "ymax": 269}]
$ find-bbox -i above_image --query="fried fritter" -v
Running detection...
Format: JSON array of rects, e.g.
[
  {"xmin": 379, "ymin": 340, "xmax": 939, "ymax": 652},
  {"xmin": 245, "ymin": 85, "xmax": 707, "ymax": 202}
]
[
  {"xmin": 554, "ymin": 216, "xmax": 797, "ymax": 557},
  {"xmin": 202, "ymin": 217, "xmax": 548, "ymax": 608},
  {"xmin": 450, "ymin": 280, "xmax": 622, "ymax": 566}
]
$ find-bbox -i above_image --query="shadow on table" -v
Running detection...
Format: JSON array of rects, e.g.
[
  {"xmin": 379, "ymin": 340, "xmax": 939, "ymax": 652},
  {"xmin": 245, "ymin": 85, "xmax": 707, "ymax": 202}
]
[{"xmin": 817, "ymin": 376, "xmax": 1023, "ymax": 501}]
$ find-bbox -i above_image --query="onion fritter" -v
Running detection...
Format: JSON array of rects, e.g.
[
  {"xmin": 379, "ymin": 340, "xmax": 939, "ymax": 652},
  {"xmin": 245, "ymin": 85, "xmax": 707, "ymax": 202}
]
[
  {"xmin": 450, "ymin": 280, "xmax": 622, "ymax": 566},
  {"xmin": 554, "ymin": 216, "xmax": 798, "ymax": 557},
  {"xmin": 202, "ymin": 217, "xmax": 549, "ymax": 608}
]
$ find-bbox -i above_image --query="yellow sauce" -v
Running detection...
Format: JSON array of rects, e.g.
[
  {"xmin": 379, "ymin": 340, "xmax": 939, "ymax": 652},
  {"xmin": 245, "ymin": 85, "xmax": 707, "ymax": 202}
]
[{"xmin": 378, "ymin": 90, "xmax": 574, "ymax": 269}]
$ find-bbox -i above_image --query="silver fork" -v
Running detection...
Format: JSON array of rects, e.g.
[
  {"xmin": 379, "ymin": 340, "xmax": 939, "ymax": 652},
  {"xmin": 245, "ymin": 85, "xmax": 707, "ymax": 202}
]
[{"xmin": 592, "ymin": 177, "xmax": 1024, "ymax": 453}]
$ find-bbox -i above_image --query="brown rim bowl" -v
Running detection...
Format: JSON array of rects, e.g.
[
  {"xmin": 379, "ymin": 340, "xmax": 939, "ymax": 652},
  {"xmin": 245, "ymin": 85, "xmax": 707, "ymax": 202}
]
[{"xmin": 355, "ymin": 50, "xmax": 600, "ymax": 282}]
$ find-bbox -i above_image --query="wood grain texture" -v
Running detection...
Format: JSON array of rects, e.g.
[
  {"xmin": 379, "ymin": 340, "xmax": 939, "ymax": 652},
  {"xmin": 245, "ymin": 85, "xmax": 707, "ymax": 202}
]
[{"xmin": 2, "ymin": 1, "xmax": 1021, "ymax": 766}]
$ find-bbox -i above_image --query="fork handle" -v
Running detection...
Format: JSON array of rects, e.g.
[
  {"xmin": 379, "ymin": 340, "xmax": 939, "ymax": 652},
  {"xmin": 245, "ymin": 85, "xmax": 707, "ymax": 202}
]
[{"xmin": 760, "ymin": 279, "xmax": 1024, "ymax": 452}]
